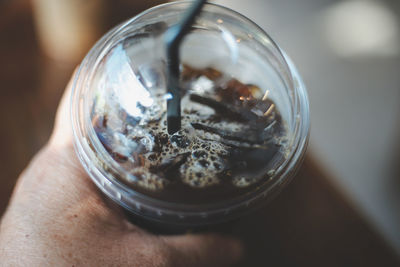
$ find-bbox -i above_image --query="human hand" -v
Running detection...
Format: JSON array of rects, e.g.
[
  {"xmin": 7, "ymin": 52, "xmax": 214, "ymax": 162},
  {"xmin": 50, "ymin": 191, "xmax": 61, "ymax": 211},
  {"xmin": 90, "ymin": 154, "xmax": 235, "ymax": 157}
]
[{"xmin": 0, "ymin": 73, "xmax": 242, "ymax": 266}]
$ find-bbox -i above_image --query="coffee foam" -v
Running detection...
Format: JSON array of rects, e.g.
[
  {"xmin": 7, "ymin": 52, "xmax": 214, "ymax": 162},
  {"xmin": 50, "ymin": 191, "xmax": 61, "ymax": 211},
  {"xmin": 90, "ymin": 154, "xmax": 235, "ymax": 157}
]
[
  {"xmin": 135, "ymin": 112, "xmax": 231, "ymax": 189},
  {"xmin": 94, "ymin": 94, "xmax": 280, "ymax": 191}
]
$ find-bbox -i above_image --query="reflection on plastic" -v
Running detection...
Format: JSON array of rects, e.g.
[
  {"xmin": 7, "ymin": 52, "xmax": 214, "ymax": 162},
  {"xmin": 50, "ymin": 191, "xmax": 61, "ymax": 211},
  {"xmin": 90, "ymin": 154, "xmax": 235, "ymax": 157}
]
[{"xmin": 105, "ymin": 45, "xmax": 154, "ymax": 117}]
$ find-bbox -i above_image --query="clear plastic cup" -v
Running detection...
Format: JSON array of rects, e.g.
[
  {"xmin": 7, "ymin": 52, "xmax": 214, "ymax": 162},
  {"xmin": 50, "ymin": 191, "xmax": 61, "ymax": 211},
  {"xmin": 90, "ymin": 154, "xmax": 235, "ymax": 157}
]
[{"xmin": 71, "ymin": 1, "xmax": 309, "ymax": 232}]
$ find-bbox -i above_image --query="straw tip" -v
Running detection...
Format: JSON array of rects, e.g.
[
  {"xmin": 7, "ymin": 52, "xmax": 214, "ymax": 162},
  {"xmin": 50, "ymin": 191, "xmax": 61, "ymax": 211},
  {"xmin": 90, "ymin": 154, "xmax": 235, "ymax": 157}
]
[{"xmin": 167, "ymin": 115, "xmax": 181, "ymax": 135}]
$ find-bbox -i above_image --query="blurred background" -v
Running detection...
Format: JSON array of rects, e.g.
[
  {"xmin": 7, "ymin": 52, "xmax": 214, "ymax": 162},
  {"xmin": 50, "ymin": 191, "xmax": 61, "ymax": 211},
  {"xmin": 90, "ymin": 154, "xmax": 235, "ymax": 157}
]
[
  {"xmin": 216, "ymin": 0, "xmax": 400, "ymax": 256},
  {"xmin": 0, "ymin": 0, "xmax": 399, "ymax": 265}
]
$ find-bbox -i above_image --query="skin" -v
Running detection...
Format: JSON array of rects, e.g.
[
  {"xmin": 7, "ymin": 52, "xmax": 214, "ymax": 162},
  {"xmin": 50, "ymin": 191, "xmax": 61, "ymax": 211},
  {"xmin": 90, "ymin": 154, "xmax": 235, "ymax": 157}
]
[{"xmin": 0, "ymin": 73, "xmax": 242, "ymax": 266}]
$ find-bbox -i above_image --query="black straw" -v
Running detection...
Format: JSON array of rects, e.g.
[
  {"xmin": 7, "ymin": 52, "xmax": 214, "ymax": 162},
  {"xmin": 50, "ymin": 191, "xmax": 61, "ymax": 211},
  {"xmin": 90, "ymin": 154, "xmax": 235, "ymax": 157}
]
[{"xmin": 165, "ymin": 0, "xmax": 207, "ymax": 135}]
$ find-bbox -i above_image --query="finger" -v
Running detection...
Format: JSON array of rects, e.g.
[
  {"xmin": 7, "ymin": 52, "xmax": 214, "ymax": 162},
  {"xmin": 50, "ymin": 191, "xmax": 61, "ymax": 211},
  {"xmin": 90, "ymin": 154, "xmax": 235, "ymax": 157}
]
[
  {"xmin": 49, "ymin": 67, "xmax": 79, "ymax": 149},
  {"xmin": 163, "ymin": 233, "xmax": 243, "ymax": 267}
]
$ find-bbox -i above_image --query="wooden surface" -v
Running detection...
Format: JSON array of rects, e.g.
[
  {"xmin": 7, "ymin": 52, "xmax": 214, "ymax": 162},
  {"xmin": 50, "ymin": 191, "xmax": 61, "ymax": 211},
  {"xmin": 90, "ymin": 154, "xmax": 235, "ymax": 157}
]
[{"xmin": 0, "ymin": 2, "xmax": 399, "ymax": 266}]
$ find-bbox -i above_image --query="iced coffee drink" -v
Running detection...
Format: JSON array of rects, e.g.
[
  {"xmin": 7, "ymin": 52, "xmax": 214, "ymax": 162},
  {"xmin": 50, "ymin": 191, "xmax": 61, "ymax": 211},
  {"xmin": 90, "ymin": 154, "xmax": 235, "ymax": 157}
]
[
  {"xmin": 92, "ymin": 64, "xmax": 287, "ymax": 204},
  {"xmin": 71, "ymin": 2, "xmax": 309, "ymax": 229}
]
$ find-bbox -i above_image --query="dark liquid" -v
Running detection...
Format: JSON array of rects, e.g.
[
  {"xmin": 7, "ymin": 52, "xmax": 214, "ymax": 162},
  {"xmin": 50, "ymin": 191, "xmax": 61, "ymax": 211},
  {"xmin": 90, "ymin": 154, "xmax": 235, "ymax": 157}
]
[{"xmin": 92, "ymin": 65, "xmax": 287, "ymax": 205}]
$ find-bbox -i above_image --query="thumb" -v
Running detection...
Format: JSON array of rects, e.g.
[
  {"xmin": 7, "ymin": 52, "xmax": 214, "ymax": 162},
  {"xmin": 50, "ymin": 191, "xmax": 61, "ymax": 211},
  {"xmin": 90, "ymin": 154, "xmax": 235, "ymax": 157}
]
[
  {"xmin": 163, "ymin": 233, "xmax": 243, "ymax": 267},
  {"xmin": 48, "ymin": 67, "xmax": 78, "ymax": 149}
]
